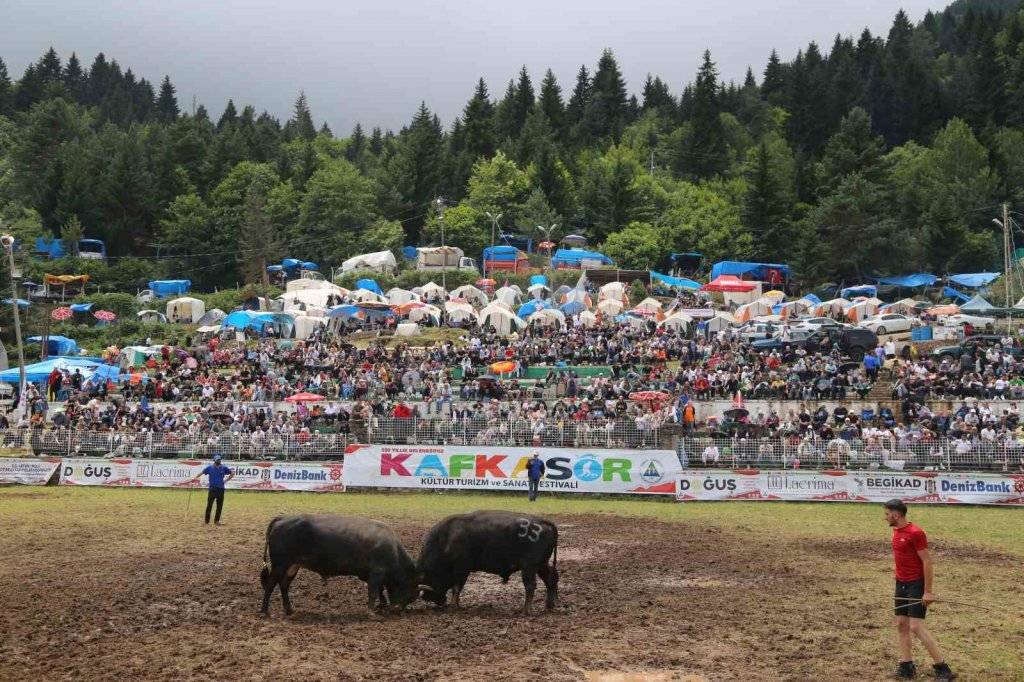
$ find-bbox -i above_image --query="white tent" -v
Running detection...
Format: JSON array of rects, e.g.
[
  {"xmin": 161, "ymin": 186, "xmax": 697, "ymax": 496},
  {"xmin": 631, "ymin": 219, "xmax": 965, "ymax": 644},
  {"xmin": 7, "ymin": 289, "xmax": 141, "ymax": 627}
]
[
  {"xmin": 480, "ymin": 300, "xmax": 513, "ymax": 314},
  {"xmin": 778, "ymin": 299, "xmax": 812, "ymax": 319},
  {"xmin": 734, "ymin": 299, "xmax": 773, "ymax": 323},
  {"xmin": 409, "ymin": 304, "xmax": 442, "ymax": 325},
  {"xmin": 340, "ymin": 250, "xmax": 397, "ymax": 273},
  {"xmin": 812, "ymin": 298, "xmax": 848, "ymax": 317},
  {"xmin": 705, "ymin": 313, "xmax": 736, "ymax": 333},
  {"xmin": 415, "ymin": 281, "xmax": 447, "ymax": 303},
  {"xmin": 449, "ymin": 285, "xmax": 489, "ymax": 307},
  {"xmin": 659, "ymin": 313, "xmax": 693, "ymax": 331},
  {"xmin": 137, "ymin": 310, "xmax": 167, "ymax": 323},
  {"xmin": 961, "ymin": 294, "xmax": 997, "ymax": 313},
  {"xmin": 577, "ymin": 310, "xmax": 599, "ymax": 328},
  {"xmin": 386, "ymin": 288, "xmax": 419, "ymax": 305},
  {"xmin": 598, "ymin": 281, "xmax": 627, "ymax": 303},
  {"xmin": 395, "ymin": 322, "xmax": 422, "ymax": 337},
  {"xmin": 195, "ymin": 309, "xmax": 225, "ymax": 326},
  {"xmin": 278, "ymin": 289, "xmax": 336, "ymax": 309},
  {"xmin": 286, "ymin": 278, "xmax": 346, "ymax": 295},
  {"xmin": 493, "ymin": 286, "xmax": 521, "ymax": 307},
  {"xmin": 620, "ymin": 314, "xmax": 647, "ymax": 329},
  {"xmin": 527, "ymin": 308, "xmax": 566, "ymax": 328},
  {"xmin": 166, "ymin": 297, "xmax": 205, "ymax": 324},
  {"xmin": 633, "ymin": 297, "xmax": 663, "ymax": 314},
  {"xmin": 349, "ymin": 288, "xmax": 388, "ymax": 304},
  {"xmin": 479, "ymin": 307, "xmax": 525, "ymax": 336},
  {"xmin": 293, "ymin": 315, "xmax": 327, "ymax": 340},
  {"xmin": 844, "ymin": 299, "xmax": 879, "ymax": 322},
  {"xmin": 444, "ymin": 301, "xmax": 477, "ymax": 324},
  {"xmin": 886, "ymin": 298, "xmax": 922, "ymax": 314},
  {"xmin": 597, "ymin": 299, "xmax": 625, "ymax": 316}
]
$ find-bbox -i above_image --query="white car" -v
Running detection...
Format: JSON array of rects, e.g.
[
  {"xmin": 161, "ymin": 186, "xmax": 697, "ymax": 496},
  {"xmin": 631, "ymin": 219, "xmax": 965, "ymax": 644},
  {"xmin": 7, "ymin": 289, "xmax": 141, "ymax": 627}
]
[
  {"xmin": 736, "ymin": 322, "xmax": 779, "ymax": 342},
  {"xmin": 789, "ymin": 317, "xmax": 846, "ymax": 332},
  {"xmin": 860, "ymin": 313, "xmax": 914, "ymax": 335},
  {"xmin": 941, "ymin": 313, "xmax": 996, "ymax": 329}
]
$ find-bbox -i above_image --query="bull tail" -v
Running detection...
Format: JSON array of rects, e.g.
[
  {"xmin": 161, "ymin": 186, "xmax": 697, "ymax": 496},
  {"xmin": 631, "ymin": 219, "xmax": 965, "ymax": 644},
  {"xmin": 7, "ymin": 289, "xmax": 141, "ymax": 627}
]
[
  {"xmin": 263, "ymin": 516, "xmax": 283, "ymax": 572},
  {"xmin": 552, "ymin": 525, "xmax": 558, "ymax": 570}
]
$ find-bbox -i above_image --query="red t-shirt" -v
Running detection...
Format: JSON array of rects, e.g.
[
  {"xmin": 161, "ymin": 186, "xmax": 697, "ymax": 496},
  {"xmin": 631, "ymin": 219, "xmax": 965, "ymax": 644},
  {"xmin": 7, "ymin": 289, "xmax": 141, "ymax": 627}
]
[{"xmin": 892, "ymin": 522, "xmax": 928, "ymax": 582}]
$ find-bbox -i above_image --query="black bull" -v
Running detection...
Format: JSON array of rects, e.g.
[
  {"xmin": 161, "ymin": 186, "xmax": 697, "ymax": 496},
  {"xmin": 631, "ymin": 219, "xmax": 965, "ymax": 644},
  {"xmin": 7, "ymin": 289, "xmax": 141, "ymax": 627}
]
[
  {"xmin": 418, "ymin": 510, "xmax": 559, "ymax": 615},
  {"xmin": 259, "ymin": 514, "xmax": 419, "ymax": 616}
]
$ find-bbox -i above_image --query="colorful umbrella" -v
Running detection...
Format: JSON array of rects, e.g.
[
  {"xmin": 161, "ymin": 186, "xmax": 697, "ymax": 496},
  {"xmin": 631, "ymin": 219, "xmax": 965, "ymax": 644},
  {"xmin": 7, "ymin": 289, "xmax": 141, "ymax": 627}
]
[
  {"xmin": 629, "ymin": 391, "xmax": 670, "ymax": 403},
  {"xmin": 538, "ymin": 240, "xmax": 555, "ymax": 251},
  {"xmin": 94, "ymin": 310, "xmax": 117, "ymax": 322},
  {"xmin": 490, "ymin": 360, "xmax": 517, "ymax": 375},
  {"xmin": 285, "ymin": 392, "xmax": 325, "ymax": 403},
  {"xmin": 51, "ymin": 307, "xmax": 73, "ymax": 321}
]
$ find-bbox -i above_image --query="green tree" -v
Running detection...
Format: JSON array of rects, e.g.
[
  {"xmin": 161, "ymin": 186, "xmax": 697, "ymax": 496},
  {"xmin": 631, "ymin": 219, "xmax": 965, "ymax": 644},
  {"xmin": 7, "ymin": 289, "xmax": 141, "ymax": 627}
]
[
  {"xmin": 291, "ymin": 91, "xmax": 316, "ymax": 141},
  {"xmin": 741, "ymin": 133, "xmax": 796, "ymax": 262},
  {"xmin": 60, "ymin": 214, "xmax": 85, "ymax": 257},
  {"xmin": 296, "ymin": 158, "xmax": 378, "ymax": 263},
  {"xmin": 361, "ymin": 218, "xmax": 404, "ymax": 254},
  {"xmin": 156, "ymin": 75, "xmax": 178, "ymax": 122},
  {"xmin": 677, "ymin": 51, "xmax": 728, "ymax": 180},
  {"xmin": 602, "ymin": 221, "xmax": 670, "ymax": 268},
  {"xmin": 237, "ymin": 189, "xmax": 283, "ymax": 285}
]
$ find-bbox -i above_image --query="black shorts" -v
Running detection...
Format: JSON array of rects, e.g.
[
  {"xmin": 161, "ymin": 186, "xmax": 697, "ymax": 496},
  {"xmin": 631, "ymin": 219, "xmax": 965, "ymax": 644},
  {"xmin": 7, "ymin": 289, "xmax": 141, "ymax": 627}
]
[{"xmin": 894, "ymin": 579, "xmax": 926, "ymax": 619}]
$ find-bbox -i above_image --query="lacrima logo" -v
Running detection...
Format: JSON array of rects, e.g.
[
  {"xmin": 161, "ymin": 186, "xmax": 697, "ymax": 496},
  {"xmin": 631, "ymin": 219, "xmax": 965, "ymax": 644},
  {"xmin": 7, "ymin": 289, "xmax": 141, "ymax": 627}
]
[{"xmin": 379, "ymin": 452, "xmax": 636, "ymax": 482}]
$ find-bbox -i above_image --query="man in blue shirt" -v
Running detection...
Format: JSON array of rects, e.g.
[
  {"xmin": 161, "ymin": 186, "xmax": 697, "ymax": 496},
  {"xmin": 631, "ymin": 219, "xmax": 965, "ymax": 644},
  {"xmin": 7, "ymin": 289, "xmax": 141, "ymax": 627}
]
[
  {"xmin": 525, "ymin": 452, "xmax": 545, "ymax": 502},
  {"xmin": 192, "ymin": 454, "xmax": 234, "ymax": 525}
]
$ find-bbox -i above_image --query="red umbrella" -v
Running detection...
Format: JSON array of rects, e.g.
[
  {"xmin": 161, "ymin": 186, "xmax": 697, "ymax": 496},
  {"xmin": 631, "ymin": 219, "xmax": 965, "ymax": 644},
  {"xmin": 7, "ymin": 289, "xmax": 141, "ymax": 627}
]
[
  {"xmin": 285, "ymin": 392, "xmax": 325, "ymax": 403},
  {"xmin": 538, "ymin": 241, "xmax": 556, "ymax": 251},
  {"xmin": 94, "ymin": 310, "xmax": 117, "ymax": 322},
  {"xmin": 51, "ymin": 307, "xmax": 73, "ymax": 321},
  {"xmin": 701, "ymin": 275, "xmax": 756, "ymax": 293},
  {"xmin": 629, "ymin": 391, "xmax": 670, "ymax": 403}
]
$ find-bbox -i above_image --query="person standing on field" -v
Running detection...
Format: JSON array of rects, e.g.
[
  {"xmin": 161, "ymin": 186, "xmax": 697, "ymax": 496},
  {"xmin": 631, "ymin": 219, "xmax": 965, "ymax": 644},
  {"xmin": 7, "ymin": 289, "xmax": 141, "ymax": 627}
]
[
  {"xmin": 884, "ymin": 499, "xmax": 955, "ymax": 680},
  {"xmin": 192, "ymin": 454, "xmax": 234, "ymax": 525},
  {"xmin": 526, "ymin": 452, "xmax": 545, "ymax": 502}
]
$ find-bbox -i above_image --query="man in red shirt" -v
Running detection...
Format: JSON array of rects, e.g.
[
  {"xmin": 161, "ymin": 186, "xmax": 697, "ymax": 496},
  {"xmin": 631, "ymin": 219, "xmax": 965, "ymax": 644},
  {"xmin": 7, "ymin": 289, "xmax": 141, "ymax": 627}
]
[{"xmin": 884, "ymin": 499, "xmax": 956, "ymax": 680}]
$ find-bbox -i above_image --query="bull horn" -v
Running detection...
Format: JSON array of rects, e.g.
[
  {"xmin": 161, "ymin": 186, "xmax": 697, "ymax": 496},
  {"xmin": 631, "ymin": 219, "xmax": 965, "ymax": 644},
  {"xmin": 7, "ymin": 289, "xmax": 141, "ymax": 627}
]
[{"xmin": 418, "ymin": 584, "xmax": 434, "ymax": 592}]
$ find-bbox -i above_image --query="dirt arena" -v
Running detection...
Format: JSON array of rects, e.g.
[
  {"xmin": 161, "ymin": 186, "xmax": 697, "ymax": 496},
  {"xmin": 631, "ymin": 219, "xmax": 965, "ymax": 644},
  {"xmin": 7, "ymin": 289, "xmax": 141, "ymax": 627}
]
[{"xmin": 1, "ymin": 488, "xmax": 1021, "ymax": 681}]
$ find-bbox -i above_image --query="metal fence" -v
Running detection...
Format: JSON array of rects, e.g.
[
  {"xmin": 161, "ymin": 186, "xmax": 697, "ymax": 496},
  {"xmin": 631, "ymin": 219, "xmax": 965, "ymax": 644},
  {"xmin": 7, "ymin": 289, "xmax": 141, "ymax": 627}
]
[{"xmin": 677, "ymin": 437, "xmax": 1024, "ymax": 473}]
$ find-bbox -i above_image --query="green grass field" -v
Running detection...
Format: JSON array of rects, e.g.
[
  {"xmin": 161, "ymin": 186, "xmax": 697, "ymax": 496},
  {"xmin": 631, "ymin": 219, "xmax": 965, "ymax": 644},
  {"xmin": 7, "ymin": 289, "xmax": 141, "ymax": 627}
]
[{"xmin": 2, "ymin": 487, "xmax": 1022, "ymax": 680}]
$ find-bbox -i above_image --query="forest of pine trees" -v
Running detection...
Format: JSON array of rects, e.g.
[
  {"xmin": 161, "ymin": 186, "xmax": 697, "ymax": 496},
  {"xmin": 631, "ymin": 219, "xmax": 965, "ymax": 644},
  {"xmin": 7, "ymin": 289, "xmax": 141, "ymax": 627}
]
[{"xmin": 2, "ymin": 0, "xmax": 1024, "ymax": 290}]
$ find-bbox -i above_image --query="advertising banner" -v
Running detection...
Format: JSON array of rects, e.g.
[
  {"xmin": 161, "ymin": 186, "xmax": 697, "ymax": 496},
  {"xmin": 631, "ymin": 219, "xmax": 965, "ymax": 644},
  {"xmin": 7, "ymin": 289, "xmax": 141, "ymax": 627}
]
[
  {"xmin": 676, "ymin": 470, "xmax": 1024, "ymax": 506},
  {"xmin": 344, "ymin": 444, "xmax": 680, "ymax": 494},
  {"xmin": 0, "ymin": 457, "xmax": 61, "ymax": 485},
  {"xmin": 59, "ymin": 458, "xmax": 135, "ymax": 486}
]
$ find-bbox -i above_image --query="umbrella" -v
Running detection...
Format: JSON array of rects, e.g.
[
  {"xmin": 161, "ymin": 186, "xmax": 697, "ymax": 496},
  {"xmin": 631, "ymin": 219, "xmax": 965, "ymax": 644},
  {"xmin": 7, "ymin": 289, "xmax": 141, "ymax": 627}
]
[
  {"xmin": 285, "ymin": 392, "xmax": 325, "ymax": 403},
  {"xmin": 538, "ymin": 240, "xmax": 556, "ymax": 251},
  {"xmin": 51, "ymin": 307, "xmax": 73, "ymax": 321},
  {"xmin": 629, "ymin": 391, "xmax": 670, "ymax": 404},
  {"xmin": 490, "ymin": 360, "xmax": 517, "ymax": 375},
  {"xmin": 94, "ymin": 310, "xmax": 117, "ymax": 322},
  {"xmin": 476, "ymin": 278, "xmax": 496, "ymax": 287}
]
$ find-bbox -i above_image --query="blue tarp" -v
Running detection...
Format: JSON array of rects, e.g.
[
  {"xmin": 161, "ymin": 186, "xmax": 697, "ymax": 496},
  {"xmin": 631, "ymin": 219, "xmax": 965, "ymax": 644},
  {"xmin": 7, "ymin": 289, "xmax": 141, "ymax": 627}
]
[
  {"xmin": 27, "ymin": 335, "xmax": 79, "ymax": 356},
  {"xmin": 482, "ymin": 246, "xmax": 523, "ymax": 262},
  {"xmin": 222, "ymin": 311, "xmax": 295, "ymax": 337},
  {"xmin": 0, "ymin": 356, "xmax": 101, "ymax": 385},
  {"xmin": 560, "ymin": 301, "xmax": 587, "ymax": 316},
  {"xmin": 355, "ymin": 278, "xmax": 383, "ymax": 295},
  {"xmin": 301, "ymin": 262, "xmax": 318, "ymax": 271},
  {"xmin": 34, "ymin": 236, "xmax": 66, "ymax": 259},
  {"xmin": 401, "ymin": 246, "xmax": 418, "ymax": 260},
  {"xmin": 282, "ymin": 258, "xmax": 302, "ymax": 270},
  {"xmin": 529, "ymin": 275, "xmax": 549, "ymax": 287},
  {"xmin": 148, "ymin": 280, "xmax": 191, "ymax": 297},
  {"xmin": 518, "ymin": 300, "xmax": 551, "ymax": 318},
  {"xmin": 874, "ymin": 274, "xmax": 938, "ymax": 288},
  {"xmin": 327, "ymin": 305, "xmax": 361, "ymax": 319},
  {"xmin": 69, "ymin": 303, "xmax": 93, "ymax": 313},
  {"xmin": 943, "ymin": 286, "xmax": 971, "ymax": 303},
  {"xmin": 3, "ymin": 298, "xmax": 30, "ymax": 308},
  {"xmin": 650, "ymin": 271, "xmax": 701, "ymax": 290},
  {"xmin": 841, "ymin": 285, "xmax": 877, "ymax": 299},
  {"xmin": 550, "ymin": 249, "xmax": 614, "ymax": 268},
  {"xmin": 948, "ymin": 272, "xmax": 999, "ymax": 288},
  {"xmin": 800, "ymin": 293, "xmax": 822, "ymax": 305},
  {"xmin": 709, "ymin": 261, "xmax": 792, "ymax": 281}
]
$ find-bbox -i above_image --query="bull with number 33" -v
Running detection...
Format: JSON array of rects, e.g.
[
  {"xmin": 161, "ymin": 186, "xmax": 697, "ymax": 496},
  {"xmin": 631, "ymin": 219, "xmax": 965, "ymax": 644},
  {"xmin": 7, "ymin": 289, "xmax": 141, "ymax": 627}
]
[{"xmin": 417, "ymin": 510, "xmax": 559, "ymax": 615}]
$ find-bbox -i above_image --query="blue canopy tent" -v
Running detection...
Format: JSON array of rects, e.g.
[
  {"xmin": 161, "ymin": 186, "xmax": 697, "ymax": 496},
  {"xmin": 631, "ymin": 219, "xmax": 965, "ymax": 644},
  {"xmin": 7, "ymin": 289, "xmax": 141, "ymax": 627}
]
[
  {"xmin": 26, "ymin": 335, "xmax": 79, "ymax": 356},
  {"xmin": 518, "ymin": 300, "xmax": 550, "ymax": 318},
  {"xmin": 401, "ymin": 246, "xmax": 418, "ymax": 260},
  {"xmin": 355, "ymin": 278, "xmax": 384, "ymax": 295},
  {"xmin": 943, "ymin": 286, "xmax": 971, "ymax": 303},
  {"xmin": 222, "ymin": 311, "xmax": 296, "ymax": 337},
  {"xmin": 281, "ymin": 258, "xmax": 302, "ymax": 270},
  {"xmin": 327, "ymin": 305, "xmax": 362, "ymax": 319},
  {"xmin": 69, "ymin": 303, "xmax": 93, "ymax": 313},
  {"xmin": 0, "ymin": 356, "xmax": 102, "ymax": 386},
  {"xmin": 3, "ymin": 298, "xmax": 30, "ymax": 308},
  {"xmin": 650, "ymin": 271, "xmax": 701, "ymax": 290},
  {"xmin": 560, "ymin": 300, "xmax": 587, "ymax": 316},
  {"xmin": 357, "ymin": 303, "xmax": 394, "ymax": 320},
  {"xmin": 873, "ymin": 274, "xmax": 938, "ymax": 288},
  {"xmin": 709, "ymin": 261, "xmax": 792, "ymax": 283},
  {"xmin": 841, "ymin": 285, "xmax": 877, "ymax": 299},
  {"xmin": 529, "ymin": 274, "xmax": 549, "ymax": 287},
  {"xmin": 550, "ymin": 249, "xmax": 614, "ymax": 268},
  {"xmin": 948, "ymin": 272, "xmax": 1000, "ymax": 288},
  {"xmin": 148, "ymin": 279, "xmax": 191, "ymax": 297},
  {"xmin": 800, "ymin": 293, "xmax": 822, "ymax": 305},
  {"xmin": 301, "ymin": 261, "xmax": 319, "ymax": 271}
]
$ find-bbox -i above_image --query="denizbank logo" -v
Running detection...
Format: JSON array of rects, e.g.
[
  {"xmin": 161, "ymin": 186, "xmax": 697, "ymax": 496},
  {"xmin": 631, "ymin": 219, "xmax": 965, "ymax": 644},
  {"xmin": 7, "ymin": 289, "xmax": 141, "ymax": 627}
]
[{"xmin": 379, "ymin": 451, "xmax": 639, "ymax": 481}]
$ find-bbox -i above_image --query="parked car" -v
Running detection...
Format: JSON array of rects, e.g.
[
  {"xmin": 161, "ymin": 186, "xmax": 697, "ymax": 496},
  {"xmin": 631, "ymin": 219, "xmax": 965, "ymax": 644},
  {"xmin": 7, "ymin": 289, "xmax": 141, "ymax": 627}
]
[
  {"xmin": 789, "ymin": 317, "xmax": 846, "ymax": 332},
  {"xmin": 931, "ymin": 335, "xmax": 1024, "ymax": 360},
  {"xmin": 859, "ymin": 313, "xmax": 915, "ymax": 335},
  {"xmin": 735, "ymin": 321, "xmax": 779, "ymax": 342},
  {"xmin": 752, "ymin": 327, "xmax": 877, "ymax": 360},
  {"xmin": 940, "ymin": 313, "xmax": 996, "ymax": 330}
]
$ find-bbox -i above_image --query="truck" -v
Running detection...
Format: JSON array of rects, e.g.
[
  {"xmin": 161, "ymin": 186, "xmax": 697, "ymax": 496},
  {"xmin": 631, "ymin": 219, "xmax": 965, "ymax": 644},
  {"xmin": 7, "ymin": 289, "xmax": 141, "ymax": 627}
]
[
  {"xmin": 415, "ymin": 246, "xmax": 478, "ymax": 272},
  {"xmin": 482, "ymin": 245, "xmax": 530, "ymax": 273}
]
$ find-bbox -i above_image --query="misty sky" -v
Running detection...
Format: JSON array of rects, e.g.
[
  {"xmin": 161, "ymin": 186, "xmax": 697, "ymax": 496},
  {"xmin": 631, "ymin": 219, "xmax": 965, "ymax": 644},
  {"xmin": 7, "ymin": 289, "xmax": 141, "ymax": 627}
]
[{"xmin": 2, "ymin": 0, "xmax": 941, "ymax": 133}]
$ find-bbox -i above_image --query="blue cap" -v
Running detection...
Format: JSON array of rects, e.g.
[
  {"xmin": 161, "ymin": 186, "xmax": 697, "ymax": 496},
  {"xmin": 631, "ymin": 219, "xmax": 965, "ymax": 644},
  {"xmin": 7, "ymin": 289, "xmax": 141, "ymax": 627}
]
[{"xmin": 213, "ymin": 454, "xmax": 222, "ymax": 462}]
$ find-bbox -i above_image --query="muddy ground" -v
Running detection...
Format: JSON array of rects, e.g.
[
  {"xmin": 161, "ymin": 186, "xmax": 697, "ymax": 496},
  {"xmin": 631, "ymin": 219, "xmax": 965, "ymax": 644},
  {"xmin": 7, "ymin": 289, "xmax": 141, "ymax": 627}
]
[{"xmin": 0, "ymin": 491, "xmax": 1018, "ymax": 681}]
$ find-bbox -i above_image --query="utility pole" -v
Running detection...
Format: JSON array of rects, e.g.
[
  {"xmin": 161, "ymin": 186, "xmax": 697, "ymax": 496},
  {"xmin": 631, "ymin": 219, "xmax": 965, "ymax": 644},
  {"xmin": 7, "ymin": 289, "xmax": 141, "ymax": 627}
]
[
  {"xmin": 435, "ymin": 197, "xmax": 447, "ymax": 292},
  {"xmin": 537, "ymin": 223, "xmax": 559, "ymax": 281},
  {"xmin": 2, "ymin": 232, "xmax": 26, "ymax": 418},
  {"xmin": 485, "ymin": 211, "xmax": 502, "ymax": 279},
  {"xmin": 1004, "ymin": 203, "xmax": 1013, "ymax": 326}
]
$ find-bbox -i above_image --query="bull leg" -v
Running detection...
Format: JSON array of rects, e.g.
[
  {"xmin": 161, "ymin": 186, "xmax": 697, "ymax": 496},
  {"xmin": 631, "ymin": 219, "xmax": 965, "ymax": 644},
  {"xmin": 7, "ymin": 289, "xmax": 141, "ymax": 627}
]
[
  {"xmin": 367, "ymin": 570, "xmax": 385, "ymax": 615},
  {"xmin": 521, "ymin": 568, "xmax": 538, "ymax": 616},
  {"xmin": 538, "ymin": 563, "xmax": 559, "ymax": 610},
  {"xmin": 260, "ymin": 567, "xmax": 277, "ymax": 615},
  {"xmin": 451, "ymin": 584, "xmax": 461, "ymax": 609},
  {"xmin": 281, "ymin": 565, "xmax": 299, "ymax": 616}
]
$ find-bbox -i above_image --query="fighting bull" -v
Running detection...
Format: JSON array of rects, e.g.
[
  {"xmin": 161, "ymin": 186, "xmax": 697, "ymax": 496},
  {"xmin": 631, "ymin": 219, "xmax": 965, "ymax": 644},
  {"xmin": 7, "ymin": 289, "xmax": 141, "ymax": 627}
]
[
  {"xmin": 259, "ymin": 514, "xmax": 418, "ymax": 616},
  {"xmin": 417, "ymin": 510, "xmax": 559, "ymax": 614}
]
